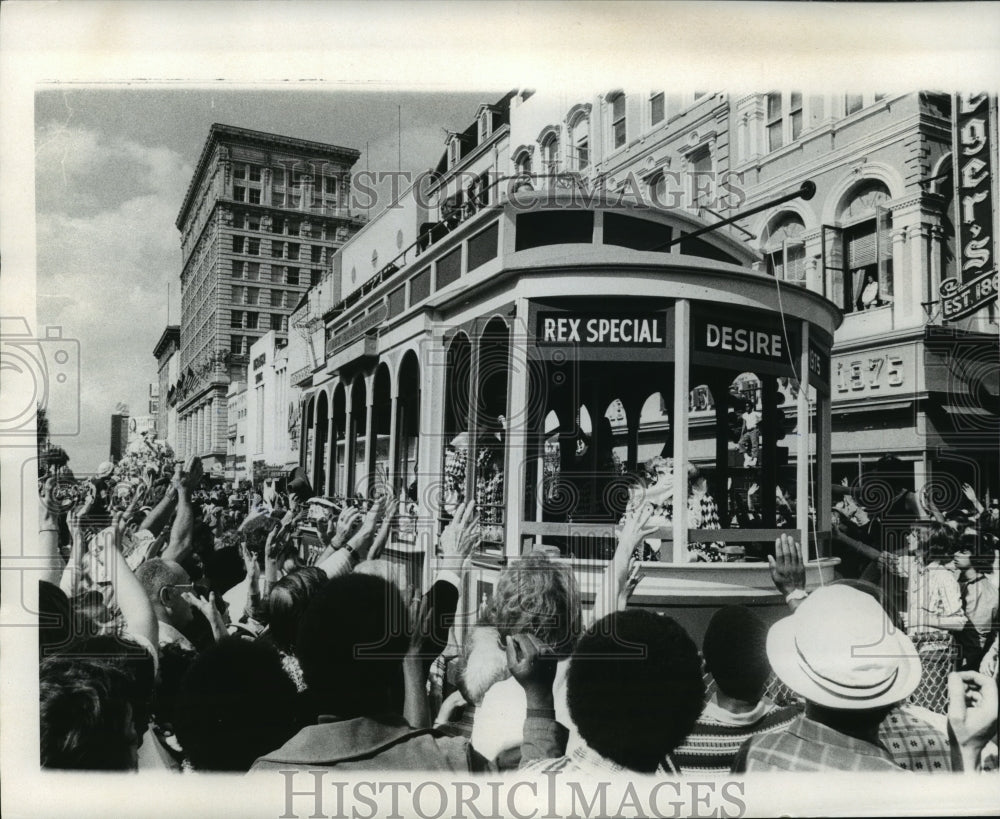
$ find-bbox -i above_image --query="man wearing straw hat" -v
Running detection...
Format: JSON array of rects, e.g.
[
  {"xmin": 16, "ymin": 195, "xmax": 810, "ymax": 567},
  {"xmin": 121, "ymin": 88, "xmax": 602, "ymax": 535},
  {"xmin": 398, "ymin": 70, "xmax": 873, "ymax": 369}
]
[{"xmin": 733, "ymin": 583, "xmax": 997, "ymax": 772}]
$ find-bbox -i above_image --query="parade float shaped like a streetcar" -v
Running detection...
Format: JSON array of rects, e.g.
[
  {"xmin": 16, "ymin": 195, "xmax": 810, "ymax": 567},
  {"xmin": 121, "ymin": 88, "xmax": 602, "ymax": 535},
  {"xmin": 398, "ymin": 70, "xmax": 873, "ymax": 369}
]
[{"xmin": 298, "ymin": 176, "xmax": 842, "ymax": 642}]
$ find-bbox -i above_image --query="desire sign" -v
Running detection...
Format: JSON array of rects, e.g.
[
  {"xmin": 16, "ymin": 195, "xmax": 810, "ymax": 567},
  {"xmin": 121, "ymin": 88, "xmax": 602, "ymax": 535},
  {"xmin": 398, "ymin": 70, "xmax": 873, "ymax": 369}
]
[
  {"xmin": 693, "ymin": 314, "xmax": 788, "ymax": 365},
  {"xmin": 940, "ymin": 93, "xmax": 998, "ymax": 321},
  {"xmin": 536, "ymin": 312, "xmax": 666, "ymax": 347}
]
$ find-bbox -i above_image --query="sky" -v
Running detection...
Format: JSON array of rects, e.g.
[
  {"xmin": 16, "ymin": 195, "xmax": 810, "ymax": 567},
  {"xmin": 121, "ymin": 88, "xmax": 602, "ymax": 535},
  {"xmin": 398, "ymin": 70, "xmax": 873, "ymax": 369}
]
[{"xmin": 34, "ymin": 87, "xmax": 499, "ymax": 471}]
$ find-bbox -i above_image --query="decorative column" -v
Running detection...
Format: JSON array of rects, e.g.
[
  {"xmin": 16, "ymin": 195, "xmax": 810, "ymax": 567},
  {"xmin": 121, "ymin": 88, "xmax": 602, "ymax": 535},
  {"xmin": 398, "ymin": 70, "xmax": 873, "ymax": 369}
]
[
  {"xmin": 671, "ymin": 299, "xmax": 691, "ymax": 563},
  {"xmin": 928, "ymin": 224, "xmax": 945, "ymax": 305},
  {"xmin": 342, "ymin": 386, "xmax": 354, "ymax": 495},
  {"xmin": 796, "ymin": 321, "xmax": 811, "ymax": 563},
  {"xmin": 359, "ymin": 377, "xmax": 375, "ymax": 496},
  {"xmin": 311, "ymin": 394, "xmax": 322, "ymax": 491},
  {"xmin": 387, "ymin": 387, "xmax": 400, "ymax": 493},
  {"xmin": 505, "ymin": 305, "xmax": 530, "ymax": 560},
  {"xmin": 325, "ymin": 390, "xmax": 336, "ymax": 496}
]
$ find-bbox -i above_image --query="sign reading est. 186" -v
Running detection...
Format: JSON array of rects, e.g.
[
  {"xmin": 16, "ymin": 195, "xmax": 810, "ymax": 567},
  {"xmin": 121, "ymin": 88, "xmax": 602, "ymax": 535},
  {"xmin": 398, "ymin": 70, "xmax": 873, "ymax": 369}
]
[
  {"xmin": 536, "ymin": 312, "xmax": 666, "ymax": 347},
  {"xmin": 940, "ymin": 92, "xmax": 998, "ymax": 321}
]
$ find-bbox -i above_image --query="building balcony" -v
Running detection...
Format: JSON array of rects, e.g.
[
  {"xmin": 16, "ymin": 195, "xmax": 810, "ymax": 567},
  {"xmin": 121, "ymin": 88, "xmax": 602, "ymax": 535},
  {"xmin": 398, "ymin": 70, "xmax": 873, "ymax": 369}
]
[{"xmin": 290, "ymin": 365, "xmax": 314, "ymax": 386}]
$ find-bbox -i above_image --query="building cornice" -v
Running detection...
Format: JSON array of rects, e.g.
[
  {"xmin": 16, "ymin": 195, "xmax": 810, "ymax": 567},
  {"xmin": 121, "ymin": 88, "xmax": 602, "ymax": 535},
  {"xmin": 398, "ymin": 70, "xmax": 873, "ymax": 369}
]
[
  {"xmin": 177, "ymin": 123, "xmax": 361, "ymax": 231},
  {"xmin": 153, "ymin": 325, "xmax": 181, "ymax": 360}
]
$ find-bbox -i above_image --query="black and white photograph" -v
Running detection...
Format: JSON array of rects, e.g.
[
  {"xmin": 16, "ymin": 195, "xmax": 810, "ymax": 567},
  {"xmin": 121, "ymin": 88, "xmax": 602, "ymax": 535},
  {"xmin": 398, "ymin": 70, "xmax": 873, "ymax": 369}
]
[{"xmin": 2, "ymin": 2, "xmax": 999, "ymax": 817}]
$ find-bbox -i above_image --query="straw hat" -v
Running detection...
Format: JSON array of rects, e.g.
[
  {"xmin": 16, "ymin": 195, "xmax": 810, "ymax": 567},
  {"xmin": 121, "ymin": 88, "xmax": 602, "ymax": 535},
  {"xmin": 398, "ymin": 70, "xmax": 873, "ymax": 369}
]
[{"xmin": 766, "ymin": 585, "xmax": 921, "ymax": 710}]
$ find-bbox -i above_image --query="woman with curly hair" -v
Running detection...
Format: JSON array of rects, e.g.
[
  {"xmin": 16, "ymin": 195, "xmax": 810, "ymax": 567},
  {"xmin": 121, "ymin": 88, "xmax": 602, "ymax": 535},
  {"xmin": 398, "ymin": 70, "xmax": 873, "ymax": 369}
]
[{"xmin": 467, "ymin": 552, "xmax": 582, "ymax": 767}]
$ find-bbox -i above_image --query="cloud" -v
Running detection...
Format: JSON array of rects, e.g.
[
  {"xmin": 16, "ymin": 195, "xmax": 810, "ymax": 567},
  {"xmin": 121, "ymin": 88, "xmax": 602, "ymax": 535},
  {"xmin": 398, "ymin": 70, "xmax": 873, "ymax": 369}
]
[{"xmin": 34, "ymin": 123, "xmax": 192, "ymax": 469}]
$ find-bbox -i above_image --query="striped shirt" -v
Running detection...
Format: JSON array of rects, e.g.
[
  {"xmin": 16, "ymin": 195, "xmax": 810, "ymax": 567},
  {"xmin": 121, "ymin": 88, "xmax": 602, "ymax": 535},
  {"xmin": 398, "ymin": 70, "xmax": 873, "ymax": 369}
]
[{"xmin": 673, "ymin": 698, "xmax": 801, "ymax": 775}]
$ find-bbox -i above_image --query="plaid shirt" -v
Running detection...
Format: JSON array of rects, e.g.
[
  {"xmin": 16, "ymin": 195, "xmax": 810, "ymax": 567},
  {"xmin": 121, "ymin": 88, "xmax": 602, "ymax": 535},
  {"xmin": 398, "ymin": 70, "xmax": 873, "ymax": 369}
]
[{"xmin": 732, "ymin": 714, "xmax": 904, "ymax": 773}]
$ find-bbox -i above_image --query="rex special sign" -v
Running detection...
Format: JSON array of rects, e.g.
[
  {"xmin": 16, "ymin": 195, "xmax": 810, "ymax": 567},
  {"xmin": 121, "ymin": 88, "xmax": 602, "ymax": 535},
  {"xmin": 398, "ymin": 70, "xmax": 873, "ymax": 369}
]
[
  {"xmin": 536, "ymin": 312, "xmax": 666, "ymax": 347},
  {"xmin": 940, "ymin": 93, "xmax": 999, "ymax": 321}
]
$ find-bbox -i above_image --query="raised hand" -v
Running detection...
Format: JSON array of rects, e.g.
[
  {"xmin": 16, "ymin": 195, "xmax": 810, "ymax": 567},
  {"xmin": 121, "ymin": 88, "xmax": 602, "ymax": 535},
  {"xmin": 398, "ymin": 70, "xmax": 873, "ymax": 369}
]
[
  {"xmin": 346, "ymin": 495, "xmax": 387, "ymax": 559},
  {"xmin": 335, "ymin": 506, "xmax": 363, "ymax": 543},
  {"xmin": 181, "ymin": 455, "xmax": 203, "ymax": 491},
  {"xmin": 406, "ymin": 590, "xmax": 437, "ymax": 666},
  {"xmin": 947, "ymin": 670, "xmax": 999, "ymax": 771},
  {"xmin": 369, "ymin": 493, "xmax": 400, "ymax": 561},
  {"xmin": 239, "ymin": 540, "xmax": 259, "ymax": 578},
  {"xmin": 182, "ymin": 590, "xmax": 228, "ymax": 643},
  {"xmin": 505, "ymin": 632, "xmax": 559, "ymax": 699},
  {"xmin": 438, "ymin": 500, "xmax": 480, "ymax": 561},
  {"xmin": 768, "ymin": 533, "xmax": 805, "ymax": 597}
]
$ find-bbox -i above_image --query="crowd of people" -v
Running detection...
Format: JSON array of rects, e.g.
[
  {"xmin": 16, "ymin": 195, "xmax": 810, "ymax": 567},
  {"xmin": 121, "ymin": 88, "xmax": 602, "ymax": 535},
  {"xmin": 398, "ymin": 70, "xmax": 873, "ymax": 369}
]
[{"xmin": 35, "ymin": 441, "xmax": 998, "ymax": 779}]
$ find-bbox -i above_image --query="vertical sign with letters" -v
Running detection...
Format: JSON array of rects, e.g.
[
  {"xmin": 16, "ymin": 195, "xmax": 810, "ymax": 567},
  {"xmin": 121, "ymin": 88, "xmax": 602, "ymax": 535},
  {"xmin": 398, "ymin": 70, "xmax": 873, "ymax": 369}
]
[{"xmin": 940, "ymin": 93, "xmax": 999, "ymax": 321}]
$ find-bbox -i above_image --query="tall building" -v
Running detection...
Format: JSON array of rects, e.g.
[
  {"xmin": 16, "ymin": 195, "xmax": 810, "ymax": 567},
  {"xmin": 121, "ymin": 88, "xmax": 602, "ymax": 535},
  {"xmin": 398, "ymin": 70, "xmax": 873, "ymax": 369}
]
[
  {"xmin": 246, "ymin": 330, "xmax": 296, "ymax": 480},
  {"xmin": 173, "ymin": 124, "xmax": 363, "ymax": 470},
  {"xmin": 226, "ymin": 380, "xmax": 247, "ymax": 483},
  {"xmin": 153, "ymin": 325, "xmax": 181, "ymax": 454},
  {"xmin": 109, "ymin": 412, "xmax": 129, "ymax": 463}
]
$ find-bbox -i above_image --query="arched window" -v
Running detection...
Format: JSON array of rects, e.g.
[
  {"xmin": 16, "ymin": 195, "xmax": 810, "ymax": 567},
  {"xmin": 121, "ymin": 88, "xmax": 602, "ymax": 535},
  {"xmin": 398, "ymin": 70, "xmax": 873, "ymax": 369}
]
[
  {"xmin": 838, "ymin": 181, "xmax": 893, "ymax": 313},
  {"xmin": 475, "ymin": 318, "xmax": 511, "ymax": 546},
  {"xmin": 762, "ymin": 213, "xmax": 807, "ymax": 285},
  {"xmin": 569, "ymin": 111, "xmax": 590, "ymax": 171},
  {"xmin": 396, "ymin": 352, "xmax": 421, "ymax": 504},
  {"xmin": 609, "ymin": 92, "xmax": 627, "ymax": 149},
  {"xmin": 313, "ymin": 391, "xmax": 329, "ymax": 493},
  {"xmin": 514, "ymin": 149, "xmax": 533, "ymax": 177},
  {"xmin": 540, "ymin": 131, "xmax": 559, "ymax": 179},
  {"xmin": 441, "ymin": 333, "xmax": 472, "ymax": 518}
]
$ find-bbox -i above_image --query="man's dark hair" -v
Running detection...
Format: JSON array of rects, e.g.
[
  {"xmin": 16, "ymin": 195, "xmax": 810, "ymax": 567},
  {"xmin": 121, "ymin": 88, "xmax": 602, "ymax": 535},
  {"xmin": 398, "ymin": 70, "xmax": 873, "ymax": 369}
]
[
  {"xmin": 173, "ymin": 637, "xmax": 298, "ymax": 771},
  {"xmin": 296, "ymin": 573, "xmax": 409, "ymax": 719},
  {"xmin": 202, "ymin": 546, "xmax": 246, "ymax": 597},
  {"xmin": 39, "ymin": 580, "xmax": 99, "ymax": 658},
  {"xmin": 912, "ymin": 522, "xmax": 958, "ymax": 564},
  {"xmin": 40, "ymin": 656, "xmax": 137, "ymax": 770},
  {"xmin": 702, "ymin": 606, "xmax": 770, "ymax": 703},
  {"xmin": 153, "ymin": 642, "xmax": 198, "ymax": 730},
  {"xmin": 567, "ymin": 610, "xmax": 705, "ymax": 773},
  {"xmin": 68, "ymin": 635, "xmax": 156, "ymax": 746},
  {"xmin": 266, "ymin": 567, "xmax": 328, "ymax": 653}
]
